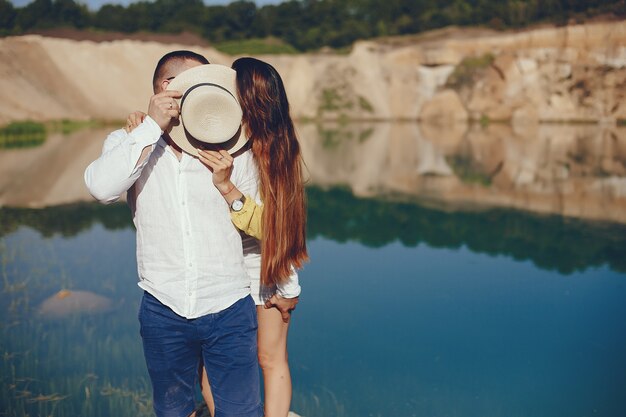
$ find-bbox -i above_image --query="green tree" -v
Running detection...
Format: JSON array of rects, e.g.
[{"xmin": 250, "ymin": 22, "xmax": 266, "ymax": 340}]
[
  {"xmin": 223, "ymin": 1, "xmax": 258, "ymax": 39},
  {"xmin": 0, "ymin": 0, "xmax": 16, "ymax": 33},
  {"xmin": 5, "ymin": 0, "xmax": 625, "ymax": 52},
  {"xmin": 15, "ymin": 0, "xmax": 53, "ymax": 30},
  {"xmin": 14, "ymin": 0, "xmax": 89, "ymax": 30},
  {"xmin": 159, "ymin": 0, "xmax": 207, "ymax": 34},
  {"xmin": 94, "ymin": 4, "xmax": 134, "ymax": 32},
  {"xmin": 202, "ymin": 5, "xmax": 230, "ymax": 42},
  {"xmin": 50, "ymin": 0, "xmax": 90, "ymax": 29}
]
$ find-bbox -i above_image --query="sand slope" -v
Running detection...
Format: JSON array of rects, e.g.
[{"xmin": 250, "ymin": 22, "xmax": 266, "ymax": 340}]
[{"xmin": 0, "ymin": 35, "xmax": 231, "ymax": 124}]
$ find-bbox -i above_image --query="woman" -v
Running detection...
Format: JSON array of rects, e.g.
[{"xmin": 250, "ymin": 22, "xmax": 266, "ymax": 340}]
[
  {"xmin": 126, "ymin": 57, "xmax": 308, "ymax": 417},
  {"xmin": 198, "ymin": 57, "xmax": 308, "ymax": 417}
]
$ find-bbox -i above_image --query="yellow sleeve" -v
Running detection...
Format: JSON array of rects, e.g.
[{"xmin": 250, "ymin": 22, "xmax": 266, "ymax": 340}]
[{"xmin": 230, "ymin": 195, "xmax": 263, "ymax": 240}]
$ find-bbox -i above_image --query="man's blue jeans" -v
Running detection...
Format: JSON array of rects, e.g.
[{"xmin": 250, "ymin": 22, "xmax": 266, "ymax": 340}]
[{"xmin": 139, "ymin": 292, "xmax": 262, "ymax": 417}]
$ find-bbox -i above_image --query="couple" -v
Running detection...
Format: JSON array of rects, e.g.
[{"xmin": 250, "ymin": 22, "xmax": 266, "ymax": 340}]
[{"xmin": 84, "ymin": 50, "xmax": 308, "ymax": 417}]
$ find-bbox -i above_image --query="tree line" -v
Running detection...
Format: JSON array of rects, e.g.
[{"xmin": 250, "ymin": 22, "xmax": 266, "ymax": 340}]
[{"xmin": 1, "ymin": 0, "xmax": 624, "ymax": 51}]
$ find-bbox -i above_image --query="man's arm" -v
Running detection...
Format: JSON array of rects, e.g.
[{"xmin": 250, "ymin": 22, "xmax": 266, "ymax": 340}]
[
  {"xmin": 84, "ymin": 116, "xmax": 161, "ymax": 203},
  {"xmin": 85, "ymin": 90, "xmax": 182, "ymax": 204}
]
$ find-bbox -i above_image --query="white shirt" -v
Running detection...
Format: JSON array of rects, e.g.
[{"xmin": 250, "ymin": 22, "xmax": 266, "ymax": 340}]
[{"xmin": 84, "ymin": 116, "xmax": 299, "ymax": 318}]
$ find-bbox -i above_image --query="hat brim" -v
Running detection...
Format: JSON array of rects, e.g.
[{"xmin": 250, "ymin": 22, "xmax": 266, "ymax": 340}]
[
  {"xmin": 168, "ymin": 118, "xmax": 249, "ymax": 156},
  {"xmin": 166, "ymin": 64, "xmax": 249, "ymax": 156}
]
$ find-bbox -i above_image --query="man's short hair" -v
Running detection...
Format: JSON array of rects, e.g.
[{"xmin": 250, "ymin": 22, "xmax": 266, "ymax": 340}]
[{"xmin": 152, "ymin": 50, "xmax": 210, "ymax": 92}]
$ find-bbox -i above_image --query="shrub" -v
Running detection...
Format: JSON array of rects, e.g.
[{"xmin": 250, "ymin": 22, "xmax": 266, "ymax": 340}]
[{"xmin": 0, "ymin": 121, "xmax": 46, "ymax": 149}]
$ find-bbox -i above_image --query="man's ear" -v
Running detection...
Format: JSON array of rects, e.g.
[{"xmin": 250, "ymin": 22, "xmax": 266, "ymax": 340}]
[{"xmin": 160, "ymin": 79, "xmax": 171, "ymax": 92}]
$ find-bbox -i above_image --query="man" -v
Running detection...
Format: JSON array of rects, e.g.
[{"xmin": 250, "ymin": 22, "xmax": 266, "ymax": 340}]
[{"xmin": 84, "ymin": 50, "xmax": 262, "ymax": 417}]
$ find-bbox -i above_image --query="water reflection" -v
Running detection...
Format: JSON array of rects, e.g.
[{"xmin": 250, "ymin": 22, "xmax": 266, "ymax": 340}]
[
  {"xmin": 298, "ymin": 122, "xmax": 626, "ymax": 223},
  {"xmin": 0, "ymin": 121, "xmax": 90, "ymax": 150},
  {"xmin": 0, "ymin": 226, "xmax": 151, "ymax": 417},
  {"xmin": 2, "ymin": 188, "xmax": 626, "ymax": 417},
  {"xmin": 2, "ymin": 198, "xmax": 625, "ymax": 417},
  {"xmin": 2, "ymin": 187, "xmax": 625, "ymax": 275},
  {"xmin": 1, "ymin": 123, "xmax": 625, "ymax": 225},
  {"xmin": 306, "ymin": 187, "xmax": 626, "ymax": 274}
]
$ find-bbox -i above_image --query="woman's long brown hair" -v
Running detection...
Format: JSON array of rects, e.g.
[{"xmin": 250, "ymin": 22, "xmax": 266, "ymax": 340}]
[{"xmin": 232, "ymin": 57, "xmax": 308, "ymax": 286}]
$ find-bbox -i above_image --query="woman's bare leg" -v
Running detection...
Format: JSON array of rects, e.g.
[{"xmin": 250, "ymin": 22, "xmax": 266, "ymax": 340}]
[
  {"xmin": 199, "ymin": 364, "xmax": 215, "ymax": 417},
  {"xmin": 201, "ymin": 305, "xmax": 292, "ymax": 417},
  {"xmin": 257, "ymin": 305, "xmax": 291, "ymax": 417}
]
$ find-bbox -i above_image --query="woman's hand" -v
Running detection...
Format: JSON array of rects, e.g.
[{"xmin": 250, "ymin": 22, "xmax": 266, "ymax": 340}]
[
  {"xmin": 265, "ymin": 295, "xmax": 299, "ymax": 323},
  {"xmin": 197, "ymin": 149, "xmax": 235, "ymax": 195},
  {"xmin": 124, "ymin": 111, "xmax": 147, "ymax": 133}
]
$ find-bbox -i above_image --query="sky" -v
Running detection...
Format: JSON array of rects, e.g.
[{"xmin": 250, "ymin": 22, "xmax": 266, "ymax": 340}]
[{"xmin": 9, "ymin": 0, "xmax": 284, "ymax": 10}]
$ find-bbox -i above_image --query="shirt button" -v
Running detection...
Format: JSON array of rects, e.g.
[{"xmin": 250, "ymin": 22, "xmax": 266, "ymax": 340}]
[{"xmin": 188, "ymin": 262, "xmax": 192, "ymax": 267}]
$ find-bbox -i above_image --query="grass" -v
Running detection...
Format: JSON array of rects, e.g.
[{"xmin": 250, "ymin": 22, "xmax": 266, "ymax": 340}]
[
  {"xmin": 358, "ymin": 127, "xmax": 374, "ymax": 142},
  {"xmin": 0, "ymin": 121, "xmax": 46, "ymax": 149},
  {"xmin": 315, "ymin": 122, "xmax": 377, "ymax": 150},
  {"xmin": 0, "ymin": 228, "xmax": 154, "ymax": 417},
  {"xmin": 0, "ymin": 119, "xmax": 122, "ymax": 149},
  {"xmin": 446, "ymin": 154, "xmax": 492, "ymax": 186},
  {"xmin": 319, "ymin": 88, "xmax": 352, "ymax": 113},
  {"xmin": 358, "ymin": 96, "xmax": 374, "ymax": 113},
  {"xmin": 214, "ymin": 37, "xmax": 299, "ymax": 55},
  {"xmin": 320, "ymin": 127, "xmax": 351, "ymax": 149},
  {"xmin": 45, "ymin": 119, "xmax": 113, "ymax": 135},
  {"xmin": 316, "ymin": 87, "xmax": 377, "ymax": 121},
  {"xmin": 446, "ymin": 53, "xmax": 495, "ymax": 90}
]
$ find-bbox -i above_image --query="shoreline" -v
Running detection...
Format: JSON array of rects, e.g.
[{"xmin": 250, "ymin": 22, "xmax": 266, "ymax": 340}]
[{"xmin": 2, "ymin": 117, "xmax": 624, "ymax": 129}]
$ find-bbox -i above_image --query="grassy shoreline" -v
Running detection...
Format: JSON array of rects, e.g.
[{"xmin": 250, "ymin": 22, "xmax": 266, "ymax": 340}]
[{"xmin": 0, "ymin": 119, "xmax": 124, "ymax": 149}]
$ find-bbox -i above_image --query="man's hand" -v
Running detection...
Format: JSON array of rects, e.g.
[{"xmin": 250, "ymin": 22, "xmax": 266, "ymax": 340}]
[
  {"xmin": 197, "ymin": 149, "xmax": 235, "ymax": 195},
  {"xmin": 147, "ymin": 90, "xmax": 182, "ymax": 132},
  {"xmin": 124, "ymin": 111, "xmax": 147, "ymax": 133},
  {"xmin": 265, "ymin": 294, "xmax": 299, "ymax": 323}
]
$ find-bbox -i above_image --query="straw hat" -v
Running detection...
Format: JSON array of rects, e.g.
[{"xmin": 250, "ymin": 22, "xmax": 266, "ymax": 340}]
[{"xmin": 166, "ymin": 64, "xmax": 248, "ymax": 155}]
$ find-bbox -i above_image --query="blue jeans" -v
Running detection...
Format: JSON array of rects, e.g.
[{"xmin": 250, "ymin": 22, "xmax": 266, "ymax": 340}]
[{"xmin": 139, "ymin": 292, "xmax": 262, "ymax": 417}]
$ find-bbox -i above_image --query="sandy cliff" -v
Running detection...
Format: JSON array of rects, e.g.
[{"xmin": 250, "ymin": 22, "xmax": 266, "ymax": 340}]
[
  {"xmin": 0, "ymin": 21, "xmax": 625, "ymax": 124},
  {"xmin": 287, "ymin": 21, "xmax": 626, "ymax": 123},
  {"xmin": 0, "ymin": 36, "xmax": 232, "ymax": 124}
]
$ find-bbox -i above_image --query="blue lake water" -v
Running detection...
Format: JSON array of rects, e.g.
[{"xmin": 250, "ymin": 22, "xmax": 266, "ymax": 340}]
[{"xmin": 1, "ymin": 188, "xmax": 626, "ymax": 417}]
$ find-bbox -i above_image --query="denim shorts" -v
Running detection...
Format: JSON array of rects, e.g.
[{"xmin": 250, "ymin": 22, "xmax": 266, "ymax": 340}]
[{"xmin": 139, "ymin": 292, "xmax": 262, "ymax": 417}]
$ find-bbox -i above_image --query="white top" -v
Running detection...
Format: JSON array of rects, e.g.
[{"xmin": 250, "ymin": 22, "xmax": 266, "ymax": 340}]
[
  {"xmin": 84, "ymin": 116, "xmax": 300, "ymax": 318},
  {"xmin": 242, "ymin": 234, "xmax": 301, "ymax": 305}
]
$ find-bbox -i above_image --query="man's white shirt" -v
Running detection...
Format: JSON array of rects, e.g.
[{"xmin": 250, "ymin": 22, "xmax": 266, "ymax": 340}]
[{"xmin": 84, "ymin": 116, "xmax": 299, "ymax": 318}]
